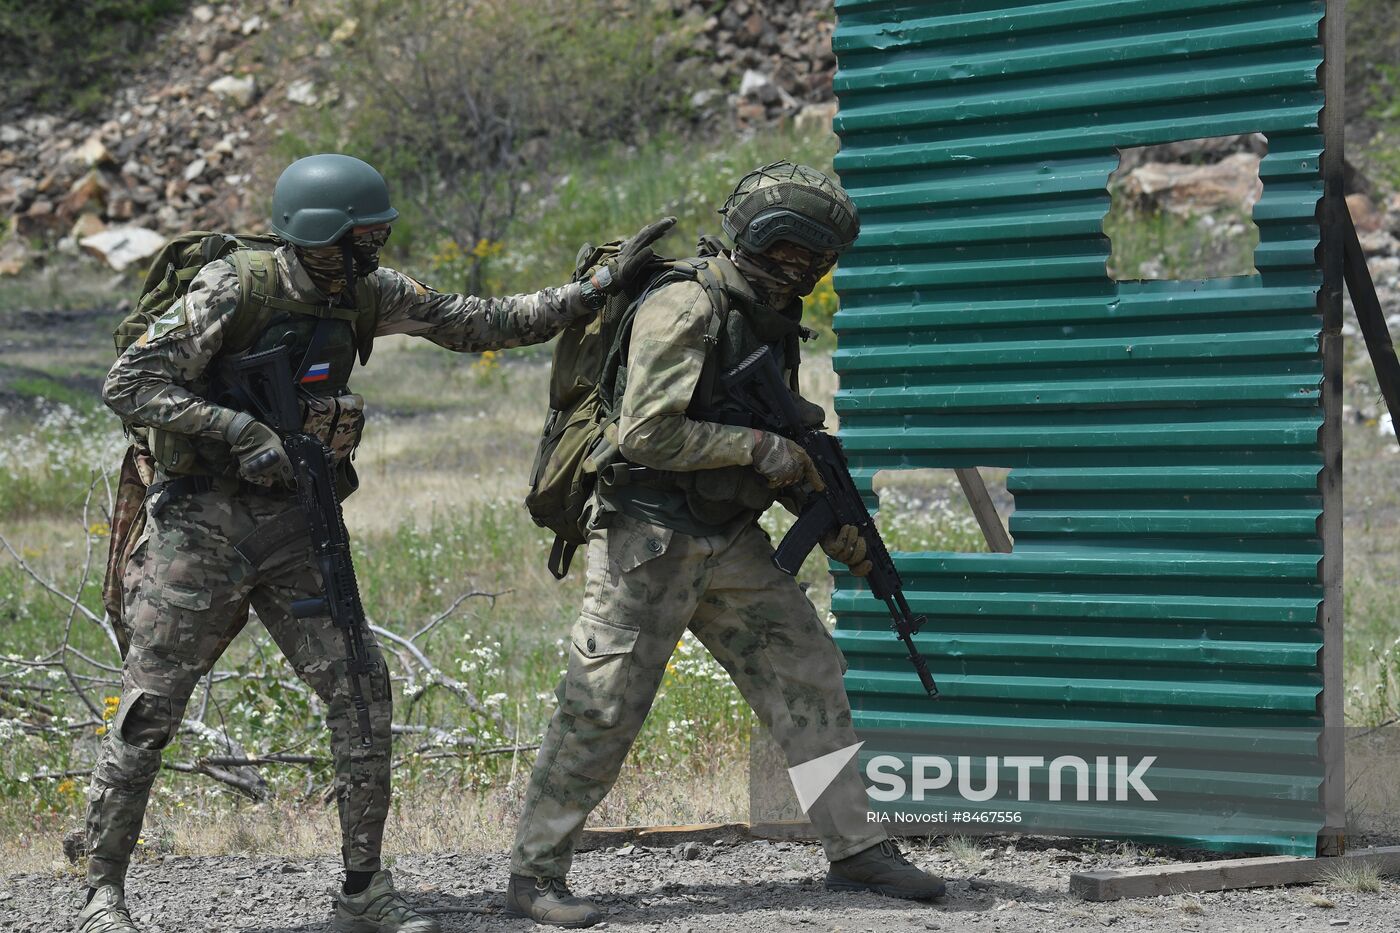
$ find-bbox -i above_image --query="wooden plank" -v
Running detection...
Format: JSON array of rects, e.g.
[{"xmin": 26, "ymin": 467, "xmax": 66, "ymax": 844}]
[
  {"xmin": 578, "ymin": 822, "xmax": 750, "ymax": 851},
  {"xmin": 954, "ymin": 467, "xmax": 1013, "ymax": 553},
  {"xmin": 1320, "ymin": 3, "xmax": 1349, "ymax": 846},
  {"xmin": 1070, "ymin": 846, "xmax": 1400, "ymax": 902}
]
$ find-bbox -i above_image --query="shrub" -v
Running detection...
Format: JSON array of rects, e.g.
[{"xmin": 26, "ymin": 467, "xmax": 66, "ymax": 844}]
[
  {"xmin": 276, "ymin": 0, "xmax": 701, "ymax": 294},
  {"xmin": 0, "ymin": 0, "xmax": 190, "ymax": 114}
]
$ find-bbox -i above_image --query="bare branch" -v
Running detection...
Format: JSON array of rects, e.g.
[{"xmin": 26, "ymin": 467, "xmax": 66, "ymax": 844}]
[
  {"xmin": 0, "ymin": 531, "xmax": 106, "ymax": 627},
  {"xmin": 369, "ymin": 621, "xmax": 513, "ymax": 737},
  {"xmin": 410, "ymin": 589, "xmax": 505, "ymax": 642}
]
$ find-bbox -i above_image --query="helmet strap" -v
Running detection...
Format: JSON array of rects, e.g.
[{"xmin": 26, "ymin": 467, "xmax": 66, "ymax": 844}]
[{"xmin": 339, "ymin": 240, "xmax": 357, "ymax": 309}]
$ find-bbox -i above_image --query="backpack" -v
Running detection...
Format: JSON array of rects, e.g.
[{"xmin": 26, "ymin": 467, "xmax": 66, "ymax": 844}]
[{"xmin": 525, "ymin": 236, "xmax": 732, "ymax": 579}]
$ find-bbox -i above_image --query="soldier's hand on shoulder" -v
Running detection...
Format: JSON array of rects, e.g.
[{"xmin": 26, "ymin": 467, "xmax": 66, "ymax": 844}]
[{"xmin": 592, "ymin": 216, "xmax": 677, "ymax": 296}]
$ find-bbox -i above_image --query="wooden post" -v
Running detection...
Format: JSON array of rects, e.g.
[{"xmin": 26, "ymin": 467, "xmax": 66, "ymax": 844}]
[{"xmin": 955, "ymin": 467, "xmax": 1013, "ymax": 553}]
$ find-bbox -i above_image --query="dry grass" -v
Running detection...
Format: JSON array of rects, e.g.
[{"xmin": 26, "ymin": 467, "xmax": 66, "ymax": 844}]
[
  {"xmin": 0, "ymin": 756, "xmax": 749, "ymax": 878},
  {"xmin": 1176, "ymin": 893, "xmax": 1205, "ymax": 914},
  {"xmin": 1319, "ymin": 860, "xmax": 1385, "ymax": 894},
  {"xmin": 945, "ymin": 835, "xmax": 987, "ymax": 869}
]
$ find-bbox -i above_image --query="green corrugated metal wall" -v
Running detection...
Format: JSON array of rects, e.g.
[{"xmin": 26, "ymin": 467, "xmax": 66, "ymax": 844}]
[{"xmin": 829, "ymin": 0, "xmax": 1342, "ymax": 854}]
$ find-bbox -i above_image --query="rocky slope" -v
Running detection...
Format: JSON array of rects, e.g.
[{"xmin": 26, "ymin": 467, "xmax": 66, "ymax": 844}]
[{"xmin": 0, "ymin": 0, "xmax": 838, "ymax": 276}]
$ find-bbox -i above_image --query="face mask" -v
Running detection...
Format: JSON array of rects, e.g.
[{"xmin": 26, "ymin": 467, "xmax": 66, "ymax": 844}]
[
  {"xmin": 732, "ymin": 243, "xmax": 837, "ymax": 307},
  {"xmin": 294, "ymin": 227, "xmax": 391, "ymax": 296},
  {"xmin": 351, "ymin": 227, "xmax": 390, "ymax": 276},
  {"xmin": 295, "ymin": 244, "xmax": 350, "ymax": 296}
]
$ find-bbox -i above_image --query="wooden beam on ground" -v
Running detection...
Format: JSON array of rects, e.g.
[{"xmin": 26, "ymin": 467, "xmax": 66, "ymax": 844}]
[
  {"xmin": 578, "ymin": 822, "xmax": 751, "ymax": 851},
  {"xmin": 1070, "ymin": 846, "xmax": 1400, "ymax": 902},
  {"xmin": 954, "ymin": 467, "xmax": 1013, "ymax": 553}
]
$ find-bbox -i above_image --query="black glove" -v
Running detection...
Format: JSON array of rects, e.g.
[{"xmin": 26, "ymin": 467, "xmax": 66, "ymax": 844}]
[{"xmin": 591, "ymin": 216, "xmax": 677, "ymax": 296}]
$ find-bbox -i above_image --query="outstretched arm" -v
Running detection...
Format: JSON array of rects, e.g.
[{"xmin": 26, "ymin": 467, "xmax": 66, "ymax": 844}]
[{"xmin": 371, "ymin": 269, "xmax": 589, "ymax": 352}]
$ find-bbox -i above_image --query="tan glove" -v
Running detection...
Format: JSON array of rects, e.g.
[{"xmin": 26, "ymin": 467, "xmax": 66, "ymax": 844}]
[
  {"xmin": 822, "ymin": 524, "xmax": 873, "ymax": 577},
  {"xmin": 226, "ymin": 413, "xmax": 294, "ymax": 487},
  {"xmin": 752, "ymin": 431, "xmax": 825, "ymax": 490}
]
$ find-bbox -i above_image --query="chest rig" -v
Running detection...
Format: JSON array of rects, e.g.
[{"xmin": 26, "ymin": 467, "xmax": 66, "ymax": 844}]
[
  {"xmin": 148, "ymin": 250, "xmax": 379, "ymax": 477},
  {"xmin": 609, "ymin": 255, "xmax": 806, "ymax": 529}
]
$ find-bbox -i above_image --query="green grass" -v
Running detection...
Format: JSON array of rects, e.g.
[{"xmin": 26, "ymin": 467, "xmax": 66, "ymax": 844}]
[
  {"xmin": 393, "ymin": 123, "xmax": 839, "ymax": 299},
  {"xmin": 1104, "ymin": 205, "xmax": 1260, "ymax": 281}
]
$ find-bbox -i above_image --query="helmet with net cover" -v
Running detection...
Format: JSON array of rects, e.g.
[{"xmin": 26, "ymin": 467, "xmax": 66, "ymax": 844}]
[{"xmin": 718, "ymin": 160, "xmax": 859, "ymax": 255}]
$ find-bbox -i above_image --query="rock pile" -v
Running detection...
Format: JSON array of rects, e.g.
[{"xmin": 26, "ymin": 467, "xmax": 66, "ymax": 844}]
[
  {"xmin": 671, "ymin": 0, "xmax": 838, "ymax": 125},
  {"xmin": 1, "ymin": 0, "xmax": 845, "ymax": 276},
  {"xmin": 0, "ymin": 1, "xmax": 283, "ymax": 274}
]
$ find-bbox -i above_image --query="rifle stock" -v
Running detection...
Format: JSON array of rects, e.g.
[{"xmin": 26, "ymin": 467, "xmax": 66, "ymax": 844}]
[{"xmin": 723, "ymin": 347, "xmax": 939, "ymax": 698}]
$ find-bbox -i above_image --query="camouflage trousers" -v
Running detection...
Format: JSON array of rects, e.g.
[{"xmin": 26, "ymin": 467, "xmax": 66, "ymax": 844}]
[
  {"xmin": 85, "ymin": 482, "xmax": 393, "ymax": 888},
  {"xmin": 511, "ymin": 513, "xmax": 886, "ymax": 878}
]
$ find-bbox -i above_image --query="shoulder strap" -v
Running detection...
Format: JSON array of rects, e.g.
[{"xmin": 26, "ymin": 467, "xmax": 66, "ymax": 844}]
[
  {"xmin": 226, "ymin": 250, "xmax": 364, "ymax": 352},
  {"xmin": 226, "ymin": 250, "xmax": 276, "ymax": 353},
  {"xmin": 688, "ymin": 259, "xmax": 734, "ymax": 410}
]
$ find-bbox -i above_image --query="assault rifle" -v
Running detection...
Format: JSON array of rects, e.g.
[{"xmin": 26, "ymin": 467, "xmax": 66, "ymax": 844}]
[
  {"xmin": 723, "ymin": 346, "xmax": 939, "ymax": 698},
  {"xmin": 221, "ymin": 346, "xmax": 378, "ymax": 746}
]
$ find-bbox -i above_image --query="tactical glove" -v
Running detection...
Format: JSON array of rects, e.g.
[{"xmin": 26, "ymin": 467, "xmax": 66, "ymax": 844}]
[
  {"xmin": 225, "ymin": 413, "xmax": 294, "ymax": 488},
  {"xmin": 752, "ymin": 431, "xmax": 825, "ymax": 491},
  {"xmin": 591, "ymin": 216, "xmax": 677, "ymax": 296},
  {"xmin": 822, "ymin": 524, "xmax": 873, "ymax": 577}
]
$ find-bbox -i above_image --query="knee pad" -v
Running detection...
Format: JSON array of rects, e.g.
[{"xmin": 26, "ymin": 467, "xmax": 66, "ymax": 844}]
[{"xmin": 114, "ymin": 690, "xmax": 183, "ymax": 751}]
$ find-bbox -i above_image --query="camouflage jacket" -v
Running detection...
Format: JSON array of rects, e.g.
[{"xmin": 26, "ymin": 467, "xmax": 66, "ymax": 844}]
[
  {"xmin": 617, "ymin": 251, "xmax": 816, "ymax": 472},
  {"xmin": 105, "ymin": 246, "xmax": 587, "ymax": 463},
  {"xmin": 616, "ymin": 255, "xmax": 756, "ymax": 472}
]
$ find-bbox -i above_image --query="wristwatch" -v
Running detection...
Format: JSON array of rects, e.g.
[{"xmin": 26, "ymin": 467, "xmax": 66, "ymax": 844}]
[{"xmin": 579, "ymin": 276, "xmax": 607, "ymax": 312}]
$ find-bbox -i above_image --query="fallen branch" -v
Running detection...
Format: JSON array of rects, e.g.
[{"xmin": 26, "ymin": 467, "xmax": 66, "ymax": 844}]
[
  {"xmin": 180, "ymin": 719, "xmax": 269, "ymax": 801},
  {"xmin": 370, "ymin": 614, "xmax": 513, "ymax": 738}
]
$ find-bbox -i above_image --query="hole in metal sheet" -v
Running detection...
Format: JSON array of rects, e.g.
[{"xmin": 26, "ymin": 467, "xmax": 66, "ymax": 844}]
[
  {"xmin": 870, "ymin": 467, "xmax": 1012, "ymax": 554},
  {"xmin": 1106, "ymin": 134, "xmax": 1267, "ymax": 281}
]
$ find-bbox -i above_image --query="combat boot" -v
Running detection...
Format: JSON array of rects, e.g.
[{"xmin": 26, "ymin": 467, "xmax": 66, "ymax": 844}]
[
  {"xmin": 504, "ymin": 873, "xmax": 602, "ymax": 928},
  {"xmin": 825, "ymin": 839, "xmax": 947, "ymax": 900},
  {"xmin": 78, "ymin": 885, "xmax": 140, "ymax": 933},
  {"xmin": 332, "ymin": 870, "xmax": 440, "ymax": 933}
]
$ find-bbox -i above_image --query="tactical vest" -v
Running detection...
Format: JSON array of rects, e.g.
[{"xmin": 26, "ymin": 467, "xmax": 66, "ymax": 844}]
[
  {"xmin": 607, "ymin": 255, "xmax": 806, "ymax": 532},
  {"xmin": 146, "ymin": 250, "xmax": 379, "ymax": 478}
]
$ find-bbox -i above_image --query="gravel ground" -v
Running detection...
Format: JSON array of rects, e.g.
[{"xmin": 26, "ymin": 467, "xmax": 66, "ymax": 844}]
[{"xmin": 4, "ymin": 836, "xmax": 1398, "ymax": 933}]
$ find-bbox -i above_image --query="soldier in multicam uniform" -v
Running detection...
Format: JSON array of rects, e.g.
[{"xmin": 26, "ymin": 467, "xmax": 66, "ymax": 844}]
[
  {"xmin": 505, "ymin": 161, "xmax": 947, "ymax": 927},
  {"xmin": 80, "ymin": 153, "xmax": 672, "ymax": 933}
]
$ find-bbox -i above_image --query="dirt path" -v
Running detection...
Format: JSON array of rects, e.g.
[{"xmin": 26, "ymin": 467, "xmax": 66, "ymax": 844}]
[{"xmin": 5, "ymin": 838, "xmax": 1398, "ymax": 932}]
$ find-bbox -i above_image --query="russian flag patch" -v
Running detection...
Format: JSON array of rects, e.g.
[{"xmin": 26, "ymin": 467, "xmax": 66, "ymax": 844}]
[{"xmin": 301, "ymin": 362, "xmax": 331, "ymax": 384}]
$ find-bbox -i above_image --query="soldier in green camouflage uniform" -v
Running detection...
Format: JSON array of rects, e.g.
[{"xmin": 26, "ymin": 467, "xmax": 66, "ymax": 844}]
[
  {"xmin": 80, "ymin": 154, "xmax": 673, "ymax": 933},
  {"xmin": 506, "ymin": 162, "xmax": 946, "ymax": 928}
]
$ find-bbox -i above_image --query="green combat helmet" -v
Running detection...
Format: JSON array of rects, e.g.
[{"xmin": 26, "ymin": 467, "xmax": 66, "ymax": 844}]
[
  {"xmin": 719, "ymin": 160, "xmax": 860, "ymax": 255},
  {"xmin": 270, "ymin": 153, "xmax": 399, "ymax": 247}
]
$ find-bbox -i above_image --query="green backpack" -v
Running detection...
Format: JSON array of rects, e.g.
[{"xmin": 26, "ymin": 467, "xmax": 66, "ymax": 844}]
[
  {"xmin": 113, "ymin": 231, "xmax": 376, "ymax": 473},
  {"xmin": 525, "ymin": 236, "xmax": 731, "ymax": 578}
]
